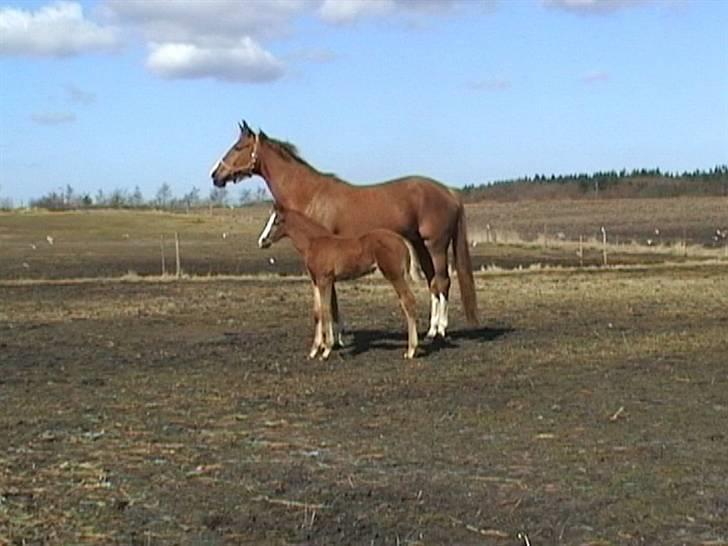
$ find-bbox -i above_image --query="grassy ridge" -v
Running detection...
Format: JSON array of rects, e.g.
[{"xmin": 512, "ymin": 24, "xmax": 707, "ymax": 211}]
[{"xmin": 1, "ymin": 197, "xmax": 726, "ymax": 280}]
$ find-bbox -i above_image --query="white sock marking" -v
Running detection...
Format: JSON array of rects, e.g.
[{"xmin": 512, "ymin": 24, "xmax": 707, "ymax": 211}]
[
  {"xmin": 437, "ymin": 294, "xmax": 448, "ymax": 336},
  {"xmin": 427, "ymin": 294, "xmax": 439, "ymax": 337}
]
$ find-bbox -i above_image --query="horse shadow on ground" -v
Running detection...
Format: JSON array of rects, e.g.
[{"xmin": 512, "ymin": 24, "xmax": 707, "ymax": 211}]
[{"xmin": 346, "ymin": 325, "xmax": 513, "ymax": 358}]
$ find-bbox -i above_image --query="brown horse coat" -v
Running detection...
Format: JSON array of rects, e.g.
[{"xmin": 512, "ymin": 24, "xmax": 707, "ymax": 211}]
[
  {"xmin": 211, "ymin": 122, "xmax": 477, "ymax": 338},
  {"xmin": 258, "ymin": 207, "xmax": 419, "ymax": 359}
]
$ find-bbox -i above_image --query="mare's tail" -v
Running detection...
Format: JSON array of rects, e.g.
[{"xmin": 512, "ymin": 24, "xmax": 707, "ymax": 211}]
[{"xmin": 452, "ymin": 202, "xmax": 478, "ymax": 325}]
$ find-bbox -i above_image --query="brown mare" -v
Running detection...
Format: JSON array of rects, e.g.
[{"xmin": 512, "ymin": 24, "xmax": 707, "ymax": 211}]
[
  {"xmin": 211, "ymin": 121, "xmax": 478, "ymax": 338},
  {"xmin": 257, "ymin": 207, "xmax": 419, "ymax": 360}
]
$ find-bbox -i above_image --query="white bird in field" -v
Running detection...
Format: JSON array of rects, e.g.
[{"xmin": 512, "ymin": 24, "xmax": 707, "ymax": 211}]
[
  {"xmin": 30, "ymin": 243, "xmax": 37, "ymax": 250},
  {"xmin": 269, "ymin": 257, "xmax": 276, "ymax": 265},
  {"xmin": 46, "ymin": 235, "xmax": 54, "ymax": 246},
  {"xmin": 222, "ymin": 232, "xmax": 228, "ymax": 240}
]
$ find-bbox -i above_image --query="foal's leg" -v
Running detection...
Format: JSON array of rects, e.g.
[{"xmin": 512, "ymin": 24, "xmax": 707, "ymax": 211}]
[
  {"xmin": 390, "ymin": 277, "xmax": 418, "ymax": 359},
  {"xmin": 309, "ymin": 283, "xmax": 324, "ymax": 359},
  {"xmin": 379, "ymin": 250, "xmax": 419, "ymax": 359},
  {"xmin": 318, "ymin": 280, "xmax": 335, "ymax": 360}
]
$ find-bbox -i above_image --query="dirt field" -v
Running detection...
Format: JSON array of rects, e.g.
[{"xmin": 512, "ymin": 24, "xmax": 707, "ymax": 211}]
[
  {"xmin": 2, "ymin": 203, "xmax": 727, "ymax": 544},
  {"xmin": 2, "ymin": 262, "xmax": 727, "ymax": 545}
]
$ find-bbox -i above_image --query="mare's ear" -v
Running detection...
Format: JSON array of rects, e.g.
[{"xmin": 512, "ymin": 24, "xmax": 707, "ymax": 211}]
[
  {"xmin": 240, "ymin": 120, "xmax": 253, "ymax": 135},
  {"xmin": 258, "ymin": 129, "xmax": 268, "ymax": 140}
]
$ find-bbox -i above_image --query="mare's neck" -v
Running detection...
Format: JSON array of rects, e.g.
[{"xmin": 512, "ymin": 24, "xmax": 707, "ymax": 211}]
[{"xmin": 255, "ymin": 142, "xmax": 327, "ymax": 211}]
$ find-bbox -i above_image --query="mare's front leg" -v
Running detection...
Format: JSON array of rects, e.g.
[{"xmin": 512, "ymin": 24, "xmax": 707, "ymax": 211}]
[
  {"xmin": 309, "ymin": 282, "xmax": 324, "ymax": 359},
  {"xmin": 331, "ymin": 285, "xmax": 346, "ymax": 348},
  {"xmin": 318, "ymin": 279, "xmax": 335, "ymax": 360}
]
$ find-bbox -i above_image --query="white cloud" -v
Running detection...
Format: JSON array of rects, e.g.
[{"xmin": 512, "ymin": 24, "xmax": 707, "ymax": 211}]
[
  {"xmin": 3, "ymin": 1, "xmax": 495, "ymax": 83},
  {"xmin": 581, "ymin": 70, "xmax": 609, "ymax": 84},
  {"xmin": 467, "ymin": 77, "xmax": 512, "ymax": 92},
  {"xmin": 104, "ymin": 0, "xmax": 306, "ymax": 43},
  {"xmin": 66, "ymin": 84, "xmax": 96, "ymax": 105},
  {"xmin": 31, "ymin": 112, "xmax": 76, "ymax": 125},
  {"xmin": 318, "ymin": 0, "xmax": 395, "ymax": 24},
  {"xmin": 105, "ymin": 0, "xmax": 297, "ymax": 83},
  {"xmin": 0, "ymin": 1, "xmax": 118, "ymax": 57},
  {"xmin": 543, "ymin": 0, "xmax": 651, "ymax": 15},
  {"xmin": 318, "ymin": 0, "xmax": 475, "ymax": 24},
  {"xmin": 147, "ymin": 38, "xmax": 284, "ymax": 83}
]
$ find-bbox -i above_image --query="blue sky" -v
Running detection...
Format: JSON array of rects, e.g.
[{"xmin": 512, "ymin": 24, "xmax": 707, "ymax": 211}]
[{"xmin": 1, "ymin": 0, "xmax": 726, "ymax": 204}]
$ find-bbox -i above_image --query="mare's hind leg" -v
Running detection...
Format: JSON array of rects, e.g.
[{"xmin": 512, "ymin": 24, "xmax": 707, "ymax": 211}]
[
  {"xmin": 411, "ymin": 238, "xmax": 440, "ymax": 339},
  {"xmin": 309, "ymin": 283, "xmax": 324, "ymax": 359},
  {"xmin": 426, "ymin": 243, "xmax": 451, "ymax": 338}
]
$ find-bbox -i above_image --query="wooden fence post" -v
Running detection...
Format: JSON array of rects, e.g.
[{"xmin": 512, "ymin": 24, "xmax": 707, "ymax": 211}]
[
  {"xmin": 174, "ymin": 232, "xmax": 181, "ymax": 279},
  {"xmin": 601, "ymin": 226, "xmax": 608, "ymax": 266},
  {"xmin": 160, "ymin": 234, "xmax": 166, "ymax": 276},
  {"xmin": 578, "ymin": 235, "xmax": 584, "ymax": 267}
]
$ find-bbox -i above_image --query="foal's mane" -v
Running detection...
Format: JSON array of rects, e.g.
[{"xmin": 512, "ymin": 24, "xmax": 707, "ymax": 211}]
[{"xmin": 263, "ymin": 134, "xmax": 338, "ymax": 179}]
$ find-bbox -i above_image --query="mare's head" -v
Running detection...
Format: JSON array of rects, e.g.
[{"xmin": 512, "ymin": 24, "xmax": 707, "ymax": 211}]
[
  {"xmin": 257, "ymin": 206, "xmax": 289, "ymax": 249},
  {"xmin": 210, "ymin": 121, "xmax": 260, "ymax": 187}
]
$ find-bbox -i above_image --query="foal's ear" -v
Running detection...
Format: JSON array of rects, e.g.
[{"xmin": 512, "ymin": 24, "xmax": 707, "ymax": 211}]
[{"xmin": 259, "ymin": 129, "xmax": 268, "ymax": 140}]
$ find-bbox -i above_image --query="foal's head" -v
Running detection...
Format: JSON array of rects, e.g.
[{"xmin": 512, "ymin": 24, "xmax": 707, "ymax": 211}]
[
  {"xmin": 258, "ymin": 207, "xmax": 329, "ymax": 249},
  {"xmin": 210, "ymin": 120, "xmax": 259, "ymax": 187},
  {"xmin": 257, "ymin": 207, "xmax": 287, "ymax": 249}
]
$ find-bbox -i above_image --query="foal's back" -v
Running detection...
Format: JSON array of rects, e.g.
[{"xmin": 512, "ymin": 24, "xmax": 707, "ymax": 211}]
[{"xmin": 307, "ymin": 229, "xmax": 409, "ymax": 281}]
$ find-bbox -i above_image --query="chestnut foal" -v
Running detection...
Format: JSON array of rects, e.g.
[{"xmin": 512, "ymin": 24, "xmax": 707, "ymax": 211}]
[{"xmin": 258, "ymin": 207, "xmax": 419, "ymax": 360}]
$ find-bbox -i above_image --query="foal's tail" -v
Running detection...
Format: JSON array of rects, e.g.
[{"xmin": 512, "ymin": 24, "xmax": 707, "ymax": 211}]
[{"xmin": 452, "ymin": 201, "xmax": 479, "ymax": 325}]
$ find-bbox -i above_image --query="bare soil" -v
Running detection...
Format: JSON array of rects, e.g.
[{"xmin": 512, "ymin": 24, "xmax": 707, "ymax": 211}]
[{"xmin": 2, "ymin": 264, "xmax": 727, "ymax": 545}]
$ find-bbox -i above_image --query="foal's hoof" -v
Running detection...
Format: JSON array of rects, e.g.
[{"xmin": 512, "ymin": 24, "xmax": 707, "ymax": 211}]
[{"xmin": 403, "ymin": 349, "xmax": 416, "ymax": 360}]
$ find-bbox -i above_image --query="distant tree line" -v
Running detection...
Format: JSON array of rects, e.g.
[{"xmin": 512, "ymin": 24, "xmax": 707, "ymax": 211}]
[
  {"xmin": 461, "ymin": 165, "xmax": 728, "ymax": 202},
  {"xmin": 21, "ymin": 183, "xmax": 271, "ymax": 211},
  {"xmin": 3, "ymin": 165, "xmax": 726, "ymax": 210}
]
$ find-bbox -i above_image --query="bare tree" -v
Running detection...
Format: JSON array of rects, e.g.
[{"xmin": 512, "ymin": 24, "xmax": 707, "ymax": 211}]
[{"xmin": 155, "ymin": 183, "xmax": 173, "ymax": 209}]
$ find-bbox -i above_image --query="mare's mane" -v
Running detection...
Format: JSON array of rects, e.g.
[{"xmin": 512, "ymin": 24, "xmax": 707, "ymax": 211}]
[{"xmin": 263, "ymin": 134, "xmax": 338, "ymax": 179}]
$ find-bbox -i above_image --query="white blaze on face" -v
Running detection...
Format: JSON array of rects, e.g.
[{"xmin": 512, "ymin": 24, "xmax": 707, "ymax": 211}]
[
  {"xmin": 209, "ymin": 136, "xmax": 238, "ymax": 177},
  {"xmin": 258, "ymin": 210, "xmax": 278, "ymax": 248}
]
